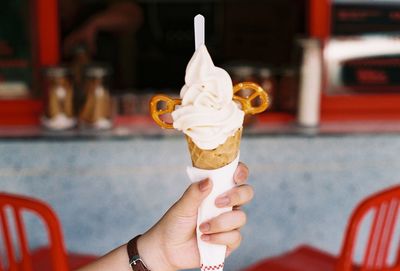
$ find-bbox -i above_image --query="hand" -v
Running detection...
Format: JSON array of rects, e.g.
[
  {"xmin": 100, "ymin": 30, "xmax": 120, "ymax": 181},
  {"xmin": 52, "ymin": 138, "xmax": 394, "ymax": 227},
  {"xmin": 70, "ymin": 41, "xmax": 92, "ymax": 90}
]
[
  {"xmin": 138, "ymin": 162, "xmax": 253, "ymax": 271},
  {"xmin": 63, "ymin": 21, "xmax": 98, "ymax": 55},
  {"xmin": 62, "ymin": 2, "xmax": 143, "ymax": 56}
]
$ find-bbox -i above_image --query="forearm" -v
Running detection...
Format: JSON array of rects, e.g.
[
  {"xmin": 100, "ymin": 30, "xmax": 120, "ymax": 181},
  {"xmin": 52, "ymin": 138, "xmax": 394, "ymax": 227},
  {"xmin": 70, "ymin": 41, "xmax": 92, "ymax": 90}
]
[
  {"xmin": 76, "ymin": 245, "xmax": 131, "ymax": 271},
  {"xmin": 76, "ymin": 232, "xmax": 173, "ymax": 271},
  {"xmin": 90, "ymin": 2, "xmax": 143, "ymax": 33}
]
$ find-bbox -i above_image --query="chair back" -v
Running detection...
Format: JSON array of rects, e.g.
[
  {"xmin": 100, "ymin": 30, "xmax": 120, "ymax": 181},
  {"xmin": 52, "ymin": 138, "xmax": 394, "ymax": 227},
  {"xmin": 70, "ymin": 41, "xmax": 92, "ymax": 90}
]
[
  {"xmin": 337, "ymin": 185, "xmax": 400, "ymax": 271},
  {"xmin": 0, "ymin": 192, "xmax": 69, "ymax": 271}
]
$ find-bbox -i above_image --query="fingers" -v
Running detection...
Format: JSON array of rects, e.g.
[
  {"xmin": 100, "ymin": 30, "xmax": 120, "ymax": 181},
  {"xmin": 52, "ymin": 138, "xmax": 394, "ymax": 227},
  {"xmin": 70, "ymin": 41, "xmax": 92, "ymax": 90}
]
[
  {"xmin": 199, "ymin": 210, "xmax": 245, "ymax": 257},
  {"xmin": 172, "ymin": 178, "xmax": 212, "ymax": 217},
  {"xmin": 201, "ymin": 230, "xmax": 242, "ymax": 252},
  {"xmin": 199, "ymin": 210, "xmax": 246, "ymax": 234},
  {"xmin": 215, "ymin": 162, "xmax": 252, "ymax": 208},
  {"xmin": 215, "ymin": 184, "xmax": 254, "ymax": 208},
  {"xmin": 233, "ymin": 162, "xmax": 249, "ymax": 185}
]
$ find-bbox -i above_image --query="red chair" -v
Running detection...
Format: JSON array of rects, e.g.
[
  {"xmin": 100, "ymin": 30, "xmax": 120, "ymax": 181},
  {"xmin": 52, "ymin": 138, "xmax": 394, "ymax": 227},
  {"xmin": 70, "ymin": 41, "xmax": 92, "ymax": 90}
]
[
  {"xmin": 243, "ymin": 185, "xmax": 400, "ymax": 271},
  {"xmin": 0, "ymin": 192, "xmax": 97, "ymax": 271}
]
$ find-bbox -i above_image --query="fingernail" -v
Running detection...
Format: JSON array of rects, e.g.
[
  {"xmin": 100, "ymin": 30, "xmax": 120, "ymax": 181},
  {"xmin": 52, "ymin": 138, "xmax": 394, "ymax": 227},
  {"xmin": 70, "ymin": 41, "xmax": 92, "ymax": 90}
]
[
  {"xmin": 235, "ymin": 171, "xmax": 245, "ymax": 183},
  {"xmin": 199, "ymin": 179, "xmax": 210, "ymax": 192},
  {"xmin": 199, "ymin": 223, "xmax": 210, "ymax": 233},
  {"xmin": 201, "ymin": 234, "xmax": 210, "ymax": 241},
  {"xmin": 215, "ymin": 196, "xmax": 230, "ymax": 207}
]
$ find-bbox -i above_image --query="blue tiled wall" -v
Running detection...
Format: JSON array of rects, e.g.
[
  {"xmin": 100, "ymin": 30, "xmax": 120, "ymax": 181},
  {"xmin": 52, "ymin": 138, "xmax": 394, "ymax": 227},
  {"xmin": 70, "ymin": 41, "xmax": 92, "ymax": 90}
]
[{"xmin": 1, "ymin": 135, "xmax": 399, "ymax": 270}]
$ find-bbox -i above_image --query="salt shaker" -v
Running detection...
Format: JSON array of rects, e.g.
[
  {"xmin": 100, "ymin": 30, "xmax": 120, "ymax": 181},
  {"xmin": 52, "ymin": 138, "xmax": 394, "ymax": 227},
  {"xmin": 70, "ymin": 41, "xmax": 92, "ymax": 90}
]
[
  {"xmin": 79, "ymin": 65, "xmax": 113, "ymax": 130},
  {"xmin": 41, "ymin": 66, "xmax": 76, "ymax": 130}
]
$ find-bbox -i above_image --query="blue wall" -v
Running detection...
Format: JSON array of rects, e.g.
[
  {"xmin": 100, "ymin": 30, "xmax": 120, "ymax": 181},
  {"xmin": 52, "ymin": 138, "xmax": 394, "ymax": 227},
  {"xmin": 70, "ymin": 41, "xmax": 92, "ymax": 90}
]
[{"xmin": 1, "ymin": 135, "xmax": 399, "ymax": 270}]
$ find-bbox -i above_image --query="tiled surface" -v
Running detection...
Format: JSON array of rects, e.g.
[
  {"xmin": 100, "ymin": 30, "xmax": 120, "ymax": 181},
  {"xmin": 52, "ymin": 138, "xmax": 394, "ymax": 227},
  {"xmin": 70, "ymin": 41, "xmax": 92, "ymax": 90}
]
[{"xmin": 1, "ymin": 135, "xmax": 400, "ymax": 270}]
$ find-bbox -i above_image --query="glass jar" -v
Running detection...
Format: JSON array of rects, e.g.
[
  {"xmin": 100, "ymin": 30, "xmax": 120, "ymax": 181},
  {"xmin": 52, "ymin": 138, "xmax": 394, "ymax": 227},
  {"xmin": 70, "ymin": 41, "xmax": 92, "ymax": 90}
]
[
  {"xmin": 227, "ymin": 65, "xmax": 259, "ymax": 126},
  {"xmin": 257, "ymin": 67, "xmax": 276, "ymax": 111},
  {"xmin": 229, "ymin": 65, "xmax": 256, "ymax": 85},
  {"xmin": 41, "ymin": 66, "xmax": 76, "ymax": 130},
  {"xmin": 79, "ymin": 65, "xmax": 113, "ymax": 130}
]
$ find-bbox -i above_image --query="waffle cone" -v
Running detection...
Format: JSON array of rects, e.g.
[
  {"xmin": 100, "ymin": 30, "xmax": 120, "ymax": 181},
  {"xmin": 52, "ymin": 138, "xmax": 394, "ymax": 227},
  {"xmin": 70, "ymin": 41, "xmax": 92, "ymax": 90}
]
[{"xmin": 186, "ymin": 128, "xmax": 242, "ymax": 170}]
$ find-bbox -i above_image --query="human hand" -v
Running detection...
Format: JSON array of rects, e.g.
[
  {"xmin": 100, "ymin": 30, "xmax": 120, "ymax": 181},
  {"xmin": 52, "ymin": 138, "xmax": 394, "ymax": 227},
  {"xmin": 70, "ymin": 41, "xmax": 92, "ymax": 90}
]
[
  {"xmin": 63, "ymin": 20, "xmax": 98, "ymax": 55},
  {"xmin": 138, "ymin": 162, "xmax": 253, "ymax": 271},
  {"xmin": 63, "ymin": 3, "xmax": 142, "ymax": 57}
]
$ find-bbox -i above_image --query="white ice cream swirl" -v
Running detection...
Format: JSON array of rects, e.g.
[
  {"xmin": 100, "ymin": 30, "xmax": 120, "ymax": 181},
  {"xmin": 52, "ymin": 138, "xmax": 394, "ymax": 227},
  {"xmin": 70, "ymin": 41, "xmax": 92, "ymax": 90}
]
[{"xmin": 172, "ymin": 45, "xmax": 244, "ymax": 150}]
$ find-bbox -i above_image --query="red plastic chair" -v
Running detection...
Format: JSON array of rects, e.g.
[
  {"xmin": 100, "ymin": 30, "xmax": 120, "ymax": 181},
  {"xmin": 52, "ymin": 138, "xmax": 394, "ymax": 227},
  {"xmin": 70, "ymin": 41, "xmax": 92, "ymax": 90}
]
[
  {"xmin": 243, "ymin": 185, "xmax": 400, "ymax": 271},
  {"xmin": 0, "ymin": 192, "xmax": 97, "ymax": 271}
]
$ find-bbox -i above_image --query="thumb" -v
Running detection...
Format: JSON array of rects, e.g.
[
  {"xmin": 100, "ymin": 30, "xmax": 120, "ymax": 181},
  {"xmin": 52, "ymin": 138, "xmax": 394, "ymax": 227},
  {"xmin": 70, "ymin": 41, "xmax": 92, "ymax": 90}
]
[{"xmin": 172, "ymin": 179, "xmax": 212, "ymax": 217}]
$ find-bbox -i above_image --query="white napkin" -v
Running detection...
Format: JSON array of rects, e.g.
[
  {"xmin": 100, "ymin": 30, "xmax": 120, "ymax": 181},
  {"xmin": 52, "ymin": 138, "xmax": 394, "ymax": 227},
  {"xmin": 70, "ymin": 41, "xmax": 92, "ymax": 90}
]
[{"xmin": 186, "ymin": 154, "xmax": 240, "ymax": 271}]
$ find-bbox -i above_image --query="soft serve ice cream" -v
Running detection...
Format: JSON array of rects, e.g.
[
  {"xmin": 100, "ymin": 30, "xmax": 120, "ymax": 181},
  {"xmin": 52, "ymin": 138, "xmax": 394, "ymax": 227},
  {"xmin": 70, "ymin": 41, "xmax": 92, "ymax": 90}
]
[{"xmin": 172, "ymin": 45, "xmax": 244, "ymax": 150}]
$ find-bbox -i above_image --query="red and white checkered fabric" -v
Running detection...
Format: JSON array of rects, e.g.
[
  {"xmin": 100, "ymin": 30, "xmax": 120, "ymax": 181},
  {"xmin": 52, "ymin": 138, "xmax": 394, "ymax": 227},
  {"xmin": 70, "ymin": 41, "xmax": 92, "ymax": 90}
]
[{"xmin": 201, "ymin": 263, "xmax": 224, "ymax": 271}]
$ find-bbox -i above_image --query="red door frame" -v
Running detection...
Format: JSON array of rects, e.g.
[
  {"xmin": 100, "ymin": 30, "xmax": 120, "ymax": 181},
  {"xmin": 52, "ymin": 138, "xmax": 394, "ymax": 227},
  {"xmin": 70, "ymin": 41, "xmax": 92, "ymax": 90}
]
[
  {"xmin": 35, "ymin": 0, "xmax": 60, "ymax": 66},
  {"xmin": 309, "ymin": 0, "xmax": 400, "ymax": 121},
  {"xmin": 0, "ymin": 0, "xmax": 59, "ymax": 125}
]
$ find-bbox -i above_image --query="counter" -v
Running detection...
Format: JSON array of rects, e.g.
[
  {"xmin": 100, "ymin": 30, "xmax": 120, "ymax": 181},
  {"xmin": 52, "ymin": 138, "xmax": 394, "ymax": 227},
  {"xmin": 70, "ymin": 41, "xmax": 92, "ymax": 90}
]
[{"xmin": 1, "ymin": 134, "xmax": 399, "ymax": 270}]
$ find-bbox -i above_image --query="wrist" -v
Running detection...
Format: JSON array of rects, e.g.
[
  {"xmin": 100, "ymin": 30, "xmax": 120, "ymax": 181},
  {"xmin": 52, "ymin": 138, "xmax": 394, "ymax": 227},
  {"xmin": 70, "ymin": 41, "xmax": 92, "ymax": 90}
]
[{"xmin": 137, "ymin": 230, "xmax": 175, "ymax": 271}]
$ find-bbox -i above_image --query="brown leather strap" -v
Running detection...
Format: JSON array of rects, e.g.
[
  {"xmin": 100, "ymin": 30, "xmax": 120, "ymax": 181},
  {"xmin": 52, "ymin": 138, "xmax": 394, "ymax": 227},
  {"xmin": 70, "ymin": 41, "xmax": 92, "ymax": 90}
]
[{"xmin": 127, "ymin": 235, "xmax": 151, "ymax": 271}]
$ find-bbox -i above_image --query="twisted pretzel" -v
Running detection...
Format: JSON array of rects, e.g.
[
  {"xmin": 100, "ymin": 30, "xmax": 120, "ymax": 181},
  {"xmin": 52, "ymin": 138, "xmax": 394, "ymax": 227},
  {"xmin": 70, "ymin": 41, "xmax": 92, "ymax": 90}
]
[
  {"xmin": 149, "ymin": 82, "xmax": 269, "ymax": 129},
  {"xmin": 149, "ymin": 94, "xmax": 181, "ymax": 129},
  {"xmin": 233, "ymin": 82, "xmax": 269, "ymax": 115}
]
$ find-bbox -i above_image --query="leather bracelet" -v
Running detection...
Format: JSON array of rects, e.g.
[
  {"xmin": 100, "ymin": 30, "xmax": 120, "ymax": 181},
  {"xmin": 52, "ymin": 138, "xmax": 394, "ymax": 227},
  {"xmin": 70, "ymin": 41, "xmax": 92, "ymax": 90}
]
[{"xmin": 127, "ymin": 235, "xmax": 151, "ymax": 271}]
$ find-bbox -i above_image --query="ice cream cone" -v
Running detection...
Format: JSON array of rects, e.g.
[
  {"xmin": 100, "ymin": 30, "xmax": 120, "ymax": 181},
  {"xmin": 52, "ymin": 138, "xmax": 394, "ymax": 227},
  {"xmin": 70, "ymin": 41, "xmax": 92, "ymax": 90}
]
[{"xmin": 186, "ymin": 128, "xmax": 242, "ymax": 170}]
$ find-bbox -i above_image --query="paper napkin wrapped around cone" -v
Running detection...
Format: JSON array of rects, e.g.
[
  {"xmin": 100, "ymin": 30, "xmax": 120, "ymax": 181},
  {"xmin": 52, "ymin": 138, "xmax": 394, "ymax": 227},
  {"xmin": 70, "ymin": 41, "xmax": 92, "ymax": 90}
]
[{"xmin": 187, "ymin": 154, "xmax": 240, "ymax": 271}]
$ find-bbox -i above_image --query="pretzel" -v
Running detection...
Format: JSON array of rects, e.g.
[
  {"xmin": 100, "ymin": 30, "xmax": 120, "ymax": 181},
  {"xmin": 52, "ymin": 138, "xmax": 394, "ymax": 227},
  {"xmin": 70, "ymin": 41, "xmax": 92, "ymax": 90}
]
[
  {"xmin": 233, "ymin": 82, "xmax": 269, "ymax": 115},
  {"xmin": 149, "ymin": 94, "xmax": 181, "ymax": 129},
  {"xmin": 149, "ymin": 82, "xmax": 269, "ymax": 129}
]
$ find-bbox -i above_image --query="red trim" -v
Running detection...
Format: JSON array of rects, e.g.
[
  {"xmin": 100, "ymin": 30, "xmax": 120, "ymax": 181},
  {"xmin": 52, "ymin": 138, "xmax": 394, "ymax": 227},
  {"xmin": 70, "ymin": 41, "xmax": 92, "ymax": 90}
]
[
  {"xmin": 113, "ymin": 115, "xmax": 154, "ymax": 126},
  {"xmin": 321, "ymin": 113, "xmax": 400, "ymax": 121},
  {"xmin": 320, "ymin": 94, "xmax": 400, "ymax": 121},
  {"xmin": 0, "ymin": 100, "xmax": 42, "ymax": 125},
  {"xmin": 201, "ymin": 263, "xmax": 224, "ymax": 271},
  {"xmin": 258, "ymin": 113, "xmax": 296, "ymax": 123},
  {"xmin": 309, "ymin": 0, "xmax": 331, "ymax": 39},
  {"xmin": 0, "ymin": 117, "xmax": 40, "ymax": 126},
  {"xmin": 35, "ymin": 0, "xmax": 60, "ymax": 66},
  {"xmin": 321, "ymin": 94, "xmax": 400, "ymax": 111},
  {"xmin": 0, "ymin": 99, "xmax": 42, "ymax": 114},
  {"xmin": 0, "ymin": 0, "xmax": 60, "ymax": 126}
]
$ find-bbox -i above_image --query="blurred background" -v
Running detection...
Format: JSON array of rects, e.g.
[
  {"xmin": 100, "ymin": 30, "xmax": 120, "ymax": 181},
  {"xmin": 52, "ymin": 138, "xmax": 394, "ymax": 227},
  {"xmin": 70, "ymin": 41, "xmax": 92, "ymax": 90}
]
[
  {"xmin": 1, "ymin": 0, "xmax": 400, "ymax": 271},
  {"xmin": 1, "ymin": 0, "xmax": 400, "ymax": 132}
]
